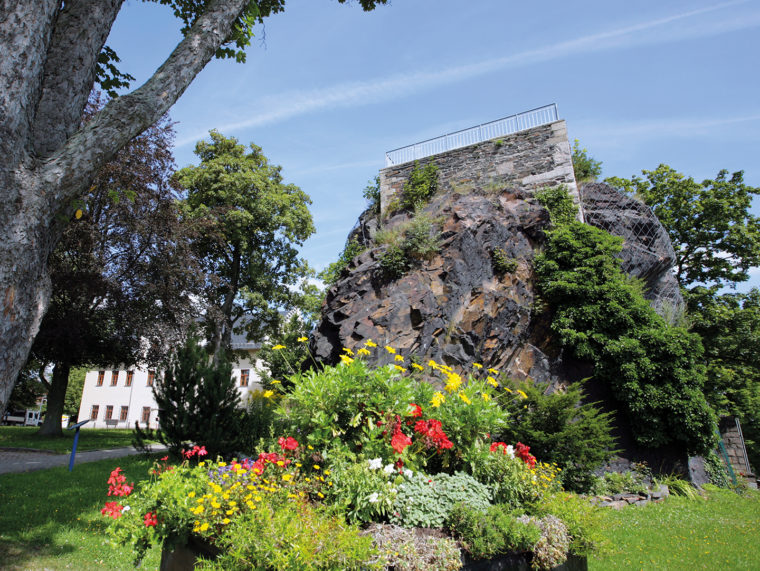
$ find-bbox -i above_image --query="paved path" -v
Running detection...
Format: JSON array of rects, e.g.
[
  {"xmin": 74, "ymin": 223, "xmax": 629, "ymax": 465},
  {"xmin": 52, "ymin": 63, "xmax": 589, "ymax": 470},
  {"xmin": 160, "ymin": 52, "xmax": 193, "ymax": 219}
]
[{"xmin": 0, "ymin": 444, "xmax": 168, "ymax": 475}]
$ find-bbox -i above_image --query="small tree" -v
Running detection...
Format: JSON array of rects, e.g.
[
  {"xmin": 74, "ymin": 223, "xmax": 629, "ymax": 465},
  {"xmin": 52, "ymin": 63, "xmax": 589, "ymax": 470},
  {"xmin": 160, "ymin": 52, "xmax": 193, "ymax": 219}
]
[
  {"xmin": 153, "ymin": 337, "xmax": 243, "ymax": 459},
  {"xmin": 571, "ymin": 139, "xmax": 602, "ymax": 182}
]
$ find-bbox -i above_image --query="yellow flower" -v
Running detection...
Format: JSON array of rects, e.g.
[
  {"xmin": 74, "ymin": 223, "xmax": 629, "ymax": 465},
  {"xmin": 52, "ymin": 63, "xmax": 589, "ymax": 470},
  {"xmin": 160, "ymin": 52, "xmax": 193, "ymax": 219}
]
[
  {"xmin": 458, "ymin": 391, "xmax": 472, "ymax": 405},
  {"xmin": 226, "ymin": 509, "xmax": 234, "ymax": 515},
  {"xmin": 394, "ymin": 354, "xmax": 404, "ymax": 362},
  {"xmin": 263, "ymin": 390, "xmax": 274, "ymax": 398},
  {"xmin": 340, "ymin": 354, "xmax": 354, "ymax": 365},
  {"xmin": 428, "ymin": 359, "xmax": 439, "ymax": 369},
  {"xmin": 200, "ymin": 522, "xmax": 209, "ymax": 532},
  {"xmin": 324, "ymin": 469, "xmax": 331, "ymax": 475},
  {"xmin": 357, "ymin": 348, "xmax": 370, "ymax": 356},
  {"xmin": 343, "ymin": 347, "xmax": 354, "ymax": 355},
  {"xmin": 517, "ymin": 390, "xmax": 528, "ymax": 399},
  {"xmin": 222, "ymin": 518, "xmax": 230, "ymax": 525},
  {"xmin": 211, "ymin": 501, "xmax": 221, "ymax": 509},
  {"xmin": 308, "ymin": 445, "xmax": 314, "ymax": 450},
  {"xmin": 411, "ymin": 363, "xmax": 424, "ymax": 371},
  {"xmin": 473, "ymin": 363, "xmax": 483, "ymax": 369},
  {"xmin": 504, "ymin": 386, "xmax": 513, "ymax": 393},
  {"xmin": 297, "ymin": 336, "xmax": 308, "ymax": 342},
  {"xmin": 198, "ymin": 461, "xmax": 205, "ymax": 467},
  {"xmin": 246, "ymin": 501, "xmax": 255, "ymax": 509},
  {"xmin": 271, "ymin": 379, "xmax": 281, "ymax": 384},
  {"xmin": 313, "ymin": 465, "xmax": 321, "ymax": 470},
  {"xmin": 282, "ymin": 474, "xmax": 293, "ymax": 482},
  {"xmin": 488, "ymin": 368, "xmax": 499, "ymax": 374},
  {"xmin": 487, "ymin": 376, "xmax": 498, "ymax": 387},
  {"xmin": 272, "ymin": 344, "xmax": 286, "ymax": 350},
  {"xmin": 384, "ymin": 345, "xmax": 396, "ymax": 354},
  {"xmin": 364, "ymin": 339, "xmax": 377, "ymax": 347},
  {"xmin": 444, "ymin": 373, "xmax": 462, "ymax": 393},
  {"xmin": 188, "ymin": 491, "xmax": 196, "ymax": 498},
  {"xmin": 482, "ymin": 393, "xmax": 491, "ymax": 402},
  {"xmin": 394, "ymin": 364, "xmax": 406, "ymax": 372},
  {"xmin": 431, "ymin": 392, "xmax": 446, "ymax": 408},
  {"xmin": 276, "ymin": 460, "xmax": 285, "ymax": 467}
]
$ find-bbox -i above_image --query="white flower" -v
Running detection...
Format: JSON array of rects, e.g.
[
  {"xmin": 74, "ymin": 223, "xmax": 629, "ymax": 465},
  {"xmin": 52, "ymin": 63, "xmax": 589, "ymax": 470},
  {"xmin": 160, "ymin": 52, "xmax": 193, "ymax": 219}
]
[
  {"xmin": 368, "ymin": 458, "xmax": 383, "ymax": 470},
  {"xmin": 368, "ymin": 492, "xmax": 379, "ymax": 503},
  {"xmin": 403, "ymin": 469, "xmax": 413, "ymax": 478},
  {"xmin": 122, "ymin": 505, "xmax": 131, "ymax": 512},
  {"xmin": 383, "ymin": 463, "xmax": 395, "ymax": 474},
  {"xmin": 506, "ymin": 445, "xmax": 515, "ymax": 458}
]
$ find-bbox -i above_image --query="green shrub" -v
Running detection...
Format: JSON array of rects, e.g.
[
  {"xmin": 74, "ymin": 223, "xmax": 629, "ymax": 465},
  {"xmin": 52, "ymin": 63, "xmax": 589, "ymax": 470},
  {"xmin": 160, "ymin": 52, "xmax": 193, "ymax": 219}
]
[
  {"xmin": 523, "ymin": 515, "xmax": 570, "ymax": 570},
  {"xmin": 327, "ymin": 456, "xmax": 403, "ymax": 525},
  {"xmin": 535, "ymin": 184, "xmax": 578, "ymax": 226},
  {"xmin": 529, "ymin": 492, "xmax": 605, "ymax": 556},
  {"xmin": 202, "ymin": 500, "xmax": 380, "ymax": 570},
  {"xmin": 378, "ymin": 214, "xmax": 440, "ymax": 280},
  {"xmin": 704, "ymin": 450, "xmax": 732, "ymax": 488},
  {"xmin": 491, "ymin": 248, "xmax": 518, "ymax": 275},
  {"xmin": 571, "ymin": 139, "xmax": 603, "ymax": 182},
  {"xmin": 318, "ymin": 238, "xmax": 367, "ymax": 287},
  {"xmin": 448, "ymin": 503, "xmax": 540, "ymax": 559},
  {"xmin": 390, "ymin": 471, "xmax": 491, "ymax": 528},
  {"xmin": 400, "ymin": 161, "xmax": 439, "ymax": 211},
  {"xmin": 380, "ymin": 243, "xmax": 409, "ymax": 279},
  {"xmin": 534, "ymin": 208, "xmax": 716, "ymax": 454},
  {"xmin": 498, "ymin": 379, "xmax": 617, "ymax": 492},
  {"xmin": 593, "ymin": 470, "xmax": 648, "ymax": 496},
  {"xmin": 363, "ymin": 175, "xmax": 381, "ymax": 214}
]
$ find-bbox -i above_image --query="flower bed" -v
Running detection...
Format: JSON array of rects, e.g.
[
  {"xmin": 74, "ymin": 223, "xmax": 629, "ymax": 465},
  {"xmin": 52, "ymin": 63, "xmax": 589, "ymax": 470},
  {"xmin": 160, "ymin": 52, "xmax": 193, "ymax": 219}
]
[{"xmin": 100, "ymin": 343, "xmax": 603, "ymax": 569}]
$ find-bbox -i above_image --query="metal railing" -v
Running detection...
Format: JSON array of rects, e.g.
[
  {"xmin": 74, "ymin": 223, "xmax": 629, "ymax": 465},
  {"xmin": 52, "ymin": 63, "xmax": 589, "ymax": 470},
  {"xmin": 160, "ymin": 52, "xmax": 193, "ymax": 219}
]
[{"xmin": 384, "ymin": 104, "xmax": 559, "ymax": 167}]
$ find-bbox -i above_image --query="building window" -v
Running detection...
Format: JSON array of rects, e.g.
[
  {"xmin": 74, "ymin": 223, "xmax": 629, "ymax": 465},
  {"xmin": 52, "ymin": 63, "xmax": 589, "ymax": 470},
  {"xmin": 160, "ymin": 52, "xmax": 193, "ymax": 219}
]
[
  {"xmin": 120, "ymin": 406, "xmax": 129, "ymax": 421},
  {"xmin": 111, "ymin": 371, "xmax": 119, "ymax": 386},
  {"xmin": 126, "ymin": 370, "xmax": 134, "ymax": 387},
  {"xmin": 142, "ymin": 407, "xmax": 151, "ymax": 424},
  {"xmin": 147, "ymin": 370, "xmax": 155, "ymax": 387},
  {"xmin": 240, "ymin": 369, "xmax": 250, "ymax": 387},
  {"xmin": 105, "ymin": 405, "xmax": 114, "ymax": 420},
  {"xmin": 97, "ymin": 371, "xmax": 105, "ymax": 386},
  {"xmin": 90, "ymin": 405, "xmax": 99, "ymax": 420}
]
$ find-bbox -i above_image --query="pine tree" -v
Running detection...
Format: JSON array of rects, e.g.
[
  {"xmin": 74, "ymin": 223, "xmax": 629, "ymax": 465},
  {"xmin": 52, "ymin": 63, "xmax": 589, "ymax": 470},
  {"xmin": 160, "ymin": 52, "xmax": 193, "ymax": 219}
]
[{"xmin": 153, "ymin": 337, "xmax": 243, "ymax": 459}]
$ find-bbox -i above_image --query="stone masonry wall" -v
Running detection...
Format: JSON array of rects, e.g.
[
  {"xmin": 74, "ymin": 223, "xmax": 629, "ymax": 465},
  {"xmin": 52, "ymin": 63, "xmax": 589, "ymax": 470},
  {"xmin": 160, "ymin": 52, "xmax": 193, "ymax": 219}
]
[
  {"xmin": 719, "ymin": 416, "xmax": 754, "ymax": 476},
  {"xmin": 379, "ymin": 120, "xmax": 581, "ymax": 219}
]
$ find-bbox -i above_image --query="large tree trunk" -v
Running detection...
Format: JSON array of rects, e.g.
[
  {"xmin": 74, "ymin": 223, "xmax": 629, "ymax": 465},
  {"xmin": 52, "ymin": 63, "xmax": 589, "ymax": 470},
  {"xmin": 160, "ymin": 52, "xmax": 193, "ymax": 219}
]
[
  {"xmin": 0, "ymin": 0, "xmax": 249, "ymax": 418},
  {"xmin": 38, "ymin": 361, "xmax": 70, "ymax": 437}
]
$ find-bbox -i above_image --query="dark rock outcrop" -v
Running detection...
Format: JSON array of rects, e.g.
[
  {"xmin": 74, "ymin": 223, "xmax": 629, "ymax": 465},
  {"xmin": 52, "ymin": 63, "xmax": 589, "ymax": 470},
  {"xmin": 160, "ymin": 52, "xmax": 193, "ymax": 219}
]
[
  {"xmin": 313, "ymin": 188, "xmax": 550, "ymax": 376},
  {"xmin": 580, "ymin": 183, "xmax": 683, "ymax": 313}
]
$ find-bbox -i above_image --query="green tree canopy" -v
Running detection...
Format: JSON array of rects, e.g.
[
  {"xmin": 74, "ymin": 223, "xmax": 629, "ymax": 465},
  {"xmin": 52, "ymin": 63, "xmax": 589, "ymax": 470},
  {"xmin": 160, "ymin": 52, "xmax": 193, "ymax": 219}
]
[
  {"xmin": 175, "ymin": 131, "xmax": 315, "ymax": 360},
  {"xmin": 606, "ymin": 165, "xmax": 760, "ymax": 289}
]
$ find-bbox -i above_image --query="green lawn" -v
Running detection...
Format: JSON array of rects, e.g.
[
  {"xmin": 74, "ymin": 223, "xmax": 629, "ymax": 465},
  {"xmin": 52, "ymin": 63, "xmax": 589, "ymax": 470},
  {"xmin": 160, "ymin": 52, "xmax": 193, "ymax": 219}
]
[
  {"xmin": 590, "ymin": 486, "xmax": 760, "ymax": 570},
  {"xmin": 0, "ymin": 455, "xmax": 161, "ymax": 570},
  {"xmin": 0, "ymin": 426, "xmax": 153, "ymax": 453}
]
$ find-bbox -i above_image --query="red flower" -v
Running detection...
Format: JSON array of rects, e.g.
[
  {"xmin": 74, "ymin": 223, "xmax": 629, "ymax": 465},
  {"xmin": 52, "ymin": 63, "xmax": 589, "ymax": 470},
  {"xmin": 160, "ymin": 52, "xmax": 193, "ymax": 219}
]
[
  {"xmin": 391, "ymin": 428, "xmax": 412, "ymax": 454},
  {"xmin": 278, "ymin": 436, "xmax": 299, "ymax": 451},
  {"xmin": 101, "ymin": 501, "xmax": 124, "ymax": 519},
  {"xmin": 143, "ymin": 511, "xmax": 158, "ymax": 527},
  {"xmin": 490, "ymin": 442, "xmax": 508, "ymax": 454},
  {"xmin": 196, "ymin": 446, "xmax": 207, "ymax": 457},
  {"xmin": 414, "ymin": 419, "xmax": 453, "ymax": 450},
  {"xmin": 515, "ymin": 442, "xmax": 537, "ymax": 469},
  {"xmin": 160, "ymin": 456, "xmax": 169, "ymax": 462},
  {"xmin": 408, "ymin": 403, "xmax": 423, "ymax": 417}
]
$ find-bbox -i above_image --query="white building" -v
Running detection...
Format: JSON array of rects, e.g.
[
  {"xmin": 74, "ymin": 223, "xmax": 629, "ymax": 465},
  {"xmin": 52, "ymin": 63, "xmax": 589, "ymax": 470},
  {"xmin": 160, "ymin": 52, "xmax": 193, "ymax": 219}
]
[{"xmin": 77, "ymin": 333, "xmax": 264, "ymax": 429}]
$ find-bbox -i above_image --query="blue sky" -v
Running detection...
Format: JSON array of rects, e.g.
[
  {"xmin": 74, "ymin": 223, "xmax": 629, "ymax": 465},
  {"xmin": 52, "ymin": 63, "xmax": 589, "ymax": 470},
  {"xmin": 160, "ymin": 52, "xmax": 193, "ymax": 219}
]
[{"xmin": 108, "ymin": 0, "xmax": 760, "ymax": 289}]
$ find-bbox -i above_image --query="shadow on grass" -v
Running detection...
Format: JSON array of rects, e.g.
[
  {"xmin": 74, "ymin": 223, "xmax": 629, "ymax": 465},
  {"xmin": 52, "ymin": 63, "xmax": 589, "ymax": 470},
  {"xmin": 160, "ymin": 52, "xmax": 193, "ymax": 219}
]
[{"xmin": 0, "ymin": 454, "xmax": 159, "ymax": 569}]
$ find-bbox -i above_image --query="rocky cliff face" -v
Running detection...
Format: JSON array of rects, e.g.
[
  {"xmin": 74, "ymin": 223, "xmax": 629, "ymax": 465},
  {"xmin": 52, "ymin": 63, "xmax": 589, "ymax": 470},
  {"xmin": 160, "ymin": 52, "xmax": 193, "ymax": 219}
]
[{"xmin": 312, "ymin": 180, "xmax": 681, "ymax": 391}]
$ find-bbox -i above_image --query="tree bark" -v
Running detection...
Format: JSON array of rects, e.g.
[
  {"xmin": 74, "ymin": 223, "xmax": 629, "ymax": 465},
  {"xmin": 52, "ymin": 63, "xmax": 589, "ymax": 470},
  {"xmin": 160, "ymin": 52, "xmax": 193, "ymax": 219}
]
[
  {"xmin": 38, "ymin": 361, "xmax": 70, "ymax": 437},
  {"xmin": 0, "ymin": 0, "xmax": 249, "ymax": 418}
]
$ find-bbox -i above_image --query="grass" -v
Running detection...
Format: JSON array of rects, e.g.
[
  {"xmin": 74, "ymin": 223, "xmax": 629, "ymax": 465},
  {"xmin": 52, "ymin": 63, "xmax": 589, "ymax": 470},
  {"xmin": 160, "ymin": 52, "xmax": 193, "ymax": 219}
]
[
  {"xmin": 0, "ymin": 426, "xmax": 154, "ymax": 453},
  {"xmin": 0, "ymin": 454, "xmax": 161, "ymax": 570},
  {"xmin": 590, "ymin": 485, "xmax": 760, "ymax": 570}
]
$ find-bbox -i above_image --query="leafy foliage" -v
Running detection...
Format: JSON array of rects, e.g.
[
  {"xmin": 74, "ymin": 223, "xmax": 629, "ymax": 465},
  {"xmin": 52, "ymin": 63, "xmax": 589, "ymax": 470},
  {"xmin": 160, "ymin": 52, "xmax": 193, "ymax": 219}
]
[
  {"xmin": 390, "ymin": 471, "xmax": 491, "ymax": 528},
  {"xmin": 379, "ymin": 214, "xmax": 440, "ymax": 280},
  {"xmin": 571, "ymin": 139, "xmax": 602, "ymax": 182},
  {"xmin": 529, "ymin": 493, "xmax": 606, "ymax": 556},
  {"xmin": 535, "ymin": 184, "xmax": 578, "ymax": 226},
  {"xmin": 318, "ymin": 238, "xmax": 367, "ymax": 287},
  {"xmin": 153, "ymin": 337, "xmax": 243, "ymax": 458},
  {"xmin": 491, "ymin": 248, "xmax": 518, "ymax": 275},
  {"xmin": 606, "ymin": 165, "xmax": 760, "ymax": 289},
  {"xmin": 399, "ymin": 161, "xmax": 439, "ymax": 211},
  {"xmin": 498, "ymin": 380, "xmax": 617, "ymax": 492},
  {"xmin": 175, "ymin": 131, "xmax": 315, "ymax": 359},
  {"xmin": 363, "ymin": 175, "xmax": 381, "ymax": 214},
  {"xmin": 448, "ymin": 503, "xmax": 540, "ymax": 559},
  {"xmin": 535, "ymin": 197, "xmax": 716, "ymax": 454}
]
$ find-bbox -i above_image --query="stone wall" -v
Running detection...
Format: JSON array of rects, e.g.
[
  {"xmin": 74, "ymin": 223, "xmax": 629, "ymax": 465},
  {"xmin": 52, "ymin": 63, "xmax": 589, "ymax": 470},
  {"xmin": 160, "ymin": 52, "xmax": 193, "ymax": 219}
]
[
  {"xmin": 379, "ymin": 120, "xmax": 581, "ymax": 219},
  {"xmin": 719, "ymin": 416, "xmax": 754, "ymax": 476}
]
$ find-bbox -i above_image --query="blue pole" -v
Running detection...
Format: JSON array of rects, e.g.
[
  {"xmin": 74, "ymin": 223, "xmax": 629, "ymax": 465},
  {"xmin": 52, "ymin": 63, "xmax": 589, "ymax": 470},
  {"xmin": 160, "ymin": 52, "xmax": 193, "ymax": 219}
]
[{"xmin": 68, "ymin": 427, "xmax": 81, "ymax": 472}]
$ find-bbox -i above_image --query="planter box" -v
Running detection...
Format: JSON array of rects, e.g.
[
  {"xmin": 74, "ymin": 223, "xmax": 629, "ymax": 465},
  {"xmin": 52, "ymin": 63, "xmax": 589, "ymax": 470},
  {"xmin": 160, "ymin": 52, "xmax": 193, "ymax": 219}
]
[{"xmin": 462, "ymin": 553, "xmax": 587, "ymax": 571}]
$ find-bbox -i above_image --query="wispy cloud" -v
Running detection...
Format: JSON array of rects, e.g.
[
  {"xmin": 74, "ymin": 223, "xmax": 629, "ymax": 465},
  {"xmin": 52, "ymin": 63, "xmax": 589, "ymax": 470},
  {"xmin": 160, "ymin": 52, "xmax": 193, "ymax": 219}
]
[
  {"xmin": 176, "ymin": 1, "xmax": 760, "ymax": 146},
  {"xmin": 579, "ymin": 113, "xmax": 760, "ymax": 142}
]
